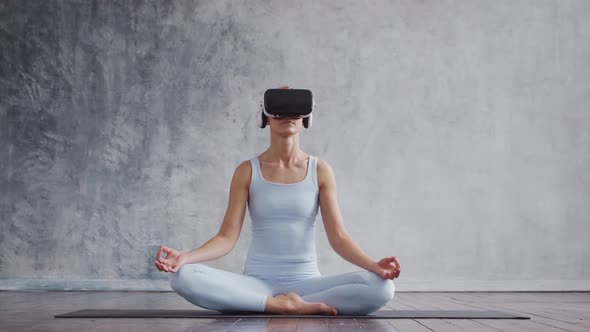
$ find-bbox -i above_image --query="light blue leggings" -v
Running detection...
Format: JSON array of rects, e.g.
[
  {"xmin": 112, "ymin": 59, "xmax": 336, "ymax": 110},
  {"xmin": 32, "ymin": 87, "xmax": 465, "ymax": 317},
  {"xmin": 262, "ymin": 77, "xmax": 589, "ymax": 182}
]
[{"xmin": 169, "ymin": 263, "xmax": 395, "ymax": 315}]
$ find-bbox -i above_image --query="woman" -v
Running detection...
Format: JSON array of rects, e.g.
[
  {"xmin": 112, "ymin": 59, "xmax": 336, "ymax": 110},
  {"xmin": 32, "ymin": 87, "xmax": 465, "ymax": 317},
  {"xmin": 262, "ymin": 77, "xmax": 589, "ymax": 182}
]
[{"xmin": 154, "ymin": 87, "xmax": 401, "ymax": 316}]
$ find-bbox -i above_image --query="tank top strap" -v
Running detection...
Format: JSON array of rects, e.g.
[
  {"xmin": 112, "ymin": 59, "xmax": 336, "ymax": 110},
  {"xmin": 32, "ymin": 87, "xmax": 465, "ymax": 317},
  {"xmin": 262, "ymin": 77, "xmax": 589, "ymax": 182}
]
[
  {"xmin": 250, "ymin": 156, "xmax": 260, "ymax": 184},
  {"xmin": 309, "ymin": 155, "xmax": 318, "ymax": 190}
]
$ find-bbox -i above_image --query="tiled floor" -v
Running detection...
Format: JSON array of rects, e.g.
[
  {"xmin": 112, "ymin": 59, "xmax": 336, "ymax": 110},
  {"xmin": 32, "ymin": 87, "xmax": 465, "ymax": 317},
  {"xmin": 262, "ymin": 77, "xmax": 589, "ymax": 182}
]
[{"xmin": 1, "ymin": 291, "xmax": 588, "ymax": 331}]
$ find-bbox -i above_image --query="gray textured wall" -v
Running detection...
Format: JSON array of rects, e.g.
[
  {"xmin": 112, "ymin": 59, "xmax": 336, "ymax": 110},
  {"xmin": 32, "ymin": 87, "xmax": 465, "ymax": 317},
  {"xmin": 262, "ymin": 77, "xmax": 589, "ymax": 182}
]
[{"xmin": 1, "ymin": 0, "xmax": 589, "ymax": 291}]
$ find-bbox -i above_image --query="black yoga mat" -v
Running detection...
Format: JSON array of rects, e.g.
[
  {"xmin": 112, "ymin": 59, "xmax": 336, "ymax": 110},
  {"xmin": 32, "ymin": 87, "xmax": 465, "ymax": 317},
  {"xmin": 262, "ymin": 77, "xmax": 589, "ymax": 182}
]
[{"xmin": 55, "ymin": 309, "xmax": 530, "ymax": 319}]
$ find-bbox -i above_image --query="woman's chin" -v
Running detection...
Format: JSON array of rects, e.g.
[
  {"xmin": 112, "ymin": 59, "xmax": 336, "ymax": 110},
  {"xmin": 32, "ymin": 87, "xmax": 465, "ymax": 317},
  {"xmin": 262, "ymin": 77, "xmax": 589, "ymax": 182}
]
[{"xmin": 273, "ymin": 128, "xmax": 299, "ymax": 136}]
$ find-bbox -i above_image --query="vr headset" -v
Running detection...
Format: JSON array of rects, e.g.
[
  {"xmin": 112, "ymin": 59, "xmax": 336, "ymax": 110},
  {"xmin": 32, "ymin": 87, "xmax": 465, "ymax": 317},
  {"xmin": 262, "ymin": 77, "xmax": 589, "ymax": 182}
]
[{"xmin": 257, "ymin": 88, "xmax": 316, "ymax": 129}]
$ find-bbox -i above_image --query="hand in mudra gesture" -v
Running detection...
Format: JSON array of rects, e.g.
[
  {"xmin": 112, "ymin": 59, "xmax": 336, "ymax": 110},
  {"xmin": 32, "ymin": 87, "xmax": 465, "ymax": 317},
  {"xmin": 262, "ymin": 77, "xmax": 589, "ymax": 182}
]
[
  {"xmin": 154, "ymin": 245, "xmax": 187, "ymax": 273},
  {"xmin": 371, "ymin": 256, "xmax": 401, "ymax": 280}
]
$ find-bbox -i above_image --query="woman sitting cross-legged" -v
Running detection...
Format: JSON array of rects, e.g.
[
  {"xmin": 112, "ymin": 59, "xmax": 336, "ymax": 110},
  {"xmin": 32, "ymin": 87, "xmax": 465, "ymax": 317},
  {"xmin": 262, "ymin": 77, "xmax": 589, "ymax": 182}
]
[{"xmin": 154, "ymin": 86, "xmax": 401, "ymax": 315}]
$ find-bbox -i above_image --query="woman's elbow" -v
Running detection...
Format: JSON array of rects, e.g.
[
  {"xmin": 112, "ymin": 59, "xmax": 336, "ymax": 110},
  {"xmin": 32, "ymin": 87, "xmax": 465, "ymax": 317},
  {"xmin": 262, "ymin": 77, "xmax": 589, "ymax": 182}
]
[{"xmin": 328, "ymin": 232, "xmax": 347, "ymax": 250}]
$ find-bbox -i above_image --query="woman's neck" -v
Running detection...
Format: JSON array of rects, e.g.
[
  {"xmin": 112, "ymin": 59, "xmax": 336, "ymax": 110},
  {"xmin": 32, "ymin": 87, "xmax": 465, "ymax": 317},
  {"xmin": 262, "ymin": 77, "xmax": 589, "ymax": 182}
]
[{"xmin": 263, "ymin": 141, "xmax": 306, "ymax": 165}]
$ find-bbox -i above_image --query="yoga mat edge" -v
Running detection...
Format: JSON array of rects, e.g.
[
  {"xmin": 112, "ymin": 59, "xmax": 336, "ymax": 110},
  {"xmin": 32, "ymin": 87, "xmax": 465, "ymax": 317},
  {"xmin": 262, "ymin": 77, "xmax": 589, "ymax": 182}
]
[{"xmin": 54, "ymin": 309, "xmax": 530, "ymax": 319}]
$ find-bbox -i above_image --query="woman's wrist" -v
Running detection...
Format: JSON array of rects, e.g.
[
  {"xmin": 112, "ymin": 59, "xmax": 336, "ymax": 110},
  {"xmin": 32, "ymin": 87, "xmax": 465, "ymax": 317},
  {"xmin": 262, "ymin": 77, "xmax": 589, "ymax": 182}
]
[
  {"xmin": 368, "ymin": 260, "xmax": 378, "ymax": 272},
  {"xmin": 179, "ymin": 252, "xmax": 191, "ymax": 264}
]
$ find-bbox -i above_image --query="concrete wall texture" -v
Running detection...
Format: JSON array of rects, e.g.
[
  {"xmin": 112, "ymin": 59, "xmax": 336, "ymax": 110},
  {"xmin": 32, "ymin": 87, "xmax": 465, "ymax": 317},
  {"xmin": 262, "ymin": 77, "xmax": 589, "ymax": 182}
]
[{"xmin": 1, "ymin": 0, "xmax": 589, "ymax": 292}]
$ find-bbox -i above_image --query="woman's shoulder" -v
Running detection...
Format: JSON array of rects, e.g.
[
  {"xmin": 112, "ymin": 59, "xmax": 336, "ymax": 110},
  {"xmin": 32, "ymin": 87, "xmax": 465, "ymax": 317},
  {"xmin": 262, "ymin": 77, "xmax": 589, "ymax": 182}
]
[
  {"xmin": 315, "ymin": 157, "xmax": 336, "ymax": 189},
  {"xmin": 232, "ymin": 159, "xmax": 255, "ymax": 188},
  {"xmin": 313, "ymin": 155, "xmax": 331, "ymax": 168},
  {"xmin": 236, "ymin": 158, "xmax": 255, "ymax": 170}
]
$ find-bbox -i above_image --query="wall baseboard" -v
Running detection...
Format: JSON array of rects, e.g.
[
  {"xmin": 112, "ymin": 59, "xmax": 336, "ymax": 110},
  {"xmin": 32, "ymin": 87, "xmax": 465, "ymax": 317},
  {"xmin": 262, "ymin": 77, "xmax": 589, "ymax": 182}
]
[{"xmin": 1, "ymin": 278, "xmax": 589, "ymax": 292}]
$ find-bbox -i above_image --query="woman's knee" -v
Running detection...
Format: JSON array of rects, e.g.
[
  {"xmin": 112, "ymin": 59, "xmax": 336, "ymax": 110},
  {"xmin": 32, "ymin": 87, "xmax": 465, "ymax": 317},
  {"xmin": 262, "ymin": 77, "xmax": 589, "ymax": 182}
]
[
  {"xmin": 168, "ymin": 263, "xmax": 207, "ymax": 293},
  {"xmin": 363, "ymin": 271, "xmax": 395, "ymax": 305}
]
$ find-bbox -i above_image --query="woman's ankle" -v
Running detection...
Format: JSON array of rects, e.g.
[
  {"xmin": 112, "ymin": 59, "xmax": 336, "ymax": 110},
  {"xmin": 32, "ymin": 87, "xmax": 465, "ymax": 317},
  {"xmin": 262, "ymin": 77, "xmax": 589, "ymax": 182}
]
[{"xmin": 264, "ymin": 294, "xmax": 286, "ymax": 314}]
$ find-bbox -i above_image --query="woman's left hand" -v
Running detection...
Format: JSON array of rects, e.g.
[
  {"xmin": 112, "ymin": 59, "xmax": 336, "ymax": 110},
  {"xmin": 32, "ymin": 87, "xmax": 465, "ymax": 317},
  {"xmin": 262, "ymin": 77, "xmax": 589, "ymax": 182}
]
[{"xmin": 371, "ymin": 256, "xmax": 401, "ymax": 280}]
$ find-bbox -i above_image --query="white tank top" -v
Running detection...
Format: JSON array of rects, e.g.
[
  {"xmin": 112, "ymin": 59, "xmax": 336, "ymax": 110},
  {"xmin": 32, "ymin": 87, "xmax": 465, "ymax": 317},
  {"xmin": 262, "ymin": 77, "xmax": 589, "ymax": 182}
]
[{"xmin": 243, "ymin": 155, "xmax": 321, "ymax": 282}]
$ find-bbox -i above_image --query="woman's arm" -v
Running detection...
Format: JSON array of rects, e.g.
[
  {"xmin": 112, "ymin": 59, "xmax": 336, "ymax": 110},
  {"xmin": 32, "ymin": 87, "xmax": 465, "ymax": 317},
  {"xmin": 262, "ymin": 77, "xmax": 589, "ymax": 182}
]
[
  {"xmin": 182, "ymin": 160, "xmax": 251, "ymax": 264},
  {"xmin": 317, "ymin": 159, "xmax": 378, "ymax": 272},
  {"xmin": 181, "ymin": 235, "xmax": 235, "ymax": 264}
]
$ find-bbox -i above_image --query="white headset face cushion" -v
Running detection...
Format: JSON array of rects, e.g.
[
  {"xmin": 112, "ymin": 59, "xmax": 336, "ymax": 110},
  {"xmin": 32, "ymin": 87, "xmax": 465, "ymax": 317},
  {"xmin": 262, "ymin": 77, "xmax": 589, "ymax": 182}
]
[{"xmin": 257, "ymin": 109, "xmax": 264, "ymax": 128}]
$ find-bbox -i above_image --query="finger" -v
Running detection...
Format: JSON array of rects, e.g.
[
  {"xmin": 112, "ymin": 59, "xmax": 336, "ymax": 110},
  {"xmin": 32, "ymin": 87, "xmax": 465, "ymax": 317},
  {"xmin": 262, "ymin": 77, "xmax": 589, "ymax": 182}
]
[
  {"xmin": 157, "ymin": 261, "xmax": 171, "ymax": 273},
  {"xmin": 384, "ymin": 257, "xmax": 395, "ymax": 267},
  {"xmin": 396, "ymin": 269, "xmax": 401, "ymax": 278},
  {"xmin": 161, "ymin": 245, "xmax": 173, "ymax": 254},
  {"xmin": 392, "ymin": 256, "xmax": 401, "ymax": 269},
  {"xmin": 159, "ymin": 253, "xmax": 171, "ymax": 264},
  {"xmin": 154, "ymin": 261, "xmax": 163, "ymax": 271},
  {"xmin": 383, "ymin": 270, "xmax": 394, "ymax": 279},
  {"xmin": 387, "ymin": 256, "xmax": 397, "ymax": 266},
  {"xmin": 388, "ymin": 256, "xmax": 400, "ymax": 270},
  {"xmin": 156, "ymin": 247, "xmax": 169, "ymax": 264},
  {"xmin": 156, "ymin": 261, "xmax": 167, "ymax": 272},
  {"xmin": 156, "ymin": 246, "xmax": 163, "ymax": 261}
]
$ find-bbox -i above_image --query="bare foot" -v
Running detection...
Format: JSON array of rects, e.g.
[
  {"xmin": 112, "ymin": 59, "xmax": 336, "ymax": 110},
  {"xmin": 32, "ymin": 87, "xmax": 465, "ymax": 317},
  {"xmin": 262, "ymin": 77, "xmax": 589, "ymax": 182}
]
[{"xmin": 265, "ymin": 292, "xmax": 337, "ymax": 316}]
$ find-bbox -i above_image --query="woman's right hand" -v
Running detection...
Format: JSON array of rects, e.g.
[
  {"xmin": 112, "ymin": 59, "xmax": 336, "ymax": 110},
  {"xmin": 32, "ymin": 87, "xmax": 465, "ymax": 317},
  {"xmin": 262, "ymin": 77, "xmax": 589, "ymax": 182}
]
[{"xmin": 154, "ymin": 245, "xmax": 187, "ymax": 273}]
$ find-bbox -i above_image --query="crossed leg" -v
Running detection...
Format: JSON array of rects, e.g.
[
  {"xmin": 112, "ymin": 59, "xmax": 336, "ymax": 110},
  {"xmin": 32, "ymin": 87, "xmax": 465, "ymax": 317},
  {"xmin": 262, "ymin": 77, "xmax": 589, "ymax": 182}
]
[
  {"xmin": 169, "ymin": 263, "xmax": 393, "ymax": 315},
  {"xmin": 169, "ymin": 263, "xmax": 273, "ymax": 313},
  {"xmin": 276, "ymin": 270, "xmax": 395, "ymax": 315}
]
